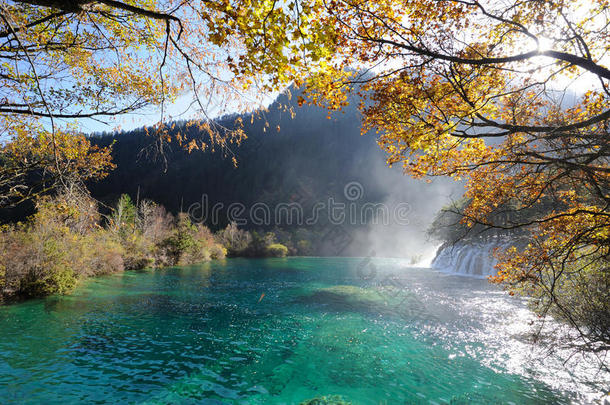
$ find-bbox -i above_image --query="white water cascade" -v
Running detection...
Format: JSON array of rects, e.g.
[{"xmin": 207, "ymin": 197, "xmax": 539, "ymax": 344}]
[{"xmin": 431, "ymin": 240, "xmax": 512, "ymax": 278}]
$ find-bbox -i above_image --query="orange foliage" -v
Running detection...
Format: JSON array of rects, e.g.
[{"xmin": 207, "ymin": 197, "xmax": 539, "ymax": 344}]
[{"xmin": 305, "ymin": 0, "xmax": 610, "ymax": 331}]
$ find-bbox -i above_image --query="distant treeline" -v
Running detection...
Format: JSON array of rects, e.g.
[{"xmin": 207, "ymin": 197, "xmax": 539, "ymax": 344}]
[{"xmin": 0, "ymin": 188, "xmax": 343, "ymax": 303}]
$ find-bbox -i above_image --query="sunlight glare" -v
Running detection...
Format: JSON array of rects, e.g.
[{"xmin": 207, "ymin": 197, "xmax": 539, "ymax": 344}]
[{"xmin": 536, "ymin": 36, "xmax": 554, "ymax": 53}]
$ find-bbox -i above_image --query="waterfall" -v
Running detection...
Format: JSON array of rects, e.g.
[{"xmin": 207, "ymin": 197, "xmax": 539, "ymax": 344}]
[{"xmin": 431, "ymin": 239, "xmax": 511, "ymax": 278}]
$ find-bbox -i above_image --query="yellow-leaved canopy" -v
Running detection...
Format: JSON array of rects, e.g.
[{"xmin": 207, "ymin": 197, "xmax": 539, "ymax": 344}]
[
  {"xmin": 304, "ymin": 0, "xmax": 610, "ymax": 357},
  {"xmin": 2, "ymin": 0, "xmax": 609, "ymax": 363},
  {"xmin": 0, "ymin": 0, "xmax": 334, "ymax": 204}
]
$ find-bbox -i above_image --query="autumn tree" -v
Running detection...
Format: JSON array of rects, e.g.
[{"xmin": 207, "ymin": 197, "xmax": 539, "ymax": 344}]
[
  {"xmin": 0, "ymin": 0, "xmax": 334, "ymax": 204},
  {"xmin": 3, "ymin": 0, "xmax": 608, "ymax": 361},
  {"xmin": 304, "ymin": 0, "xmax": 610, "ymax": 357},
  {"xmin": 0, "ymin": 126, "xmax": 114, "ymax": 206}
]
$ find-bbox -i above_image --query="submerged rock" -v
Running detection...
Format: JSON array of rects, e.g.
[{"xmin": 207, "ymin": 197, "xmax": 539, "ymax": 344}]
[{"xmin": 294, "ymin": 285, "xmax": 421, "ymax": 319}]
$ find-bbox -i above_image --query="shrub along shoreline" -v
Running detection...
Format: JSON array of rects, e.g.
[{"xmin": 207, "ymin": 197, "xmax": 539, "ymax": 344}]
[{"xmin": 0, "ymin": 191, "xmax": 296, "ymax": 303}]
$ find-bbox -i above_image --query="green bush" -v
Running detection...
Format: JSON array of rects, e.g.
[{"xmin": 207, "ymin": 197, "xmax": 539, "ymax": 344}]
[
  {"xmin": 20, "ymin": 263, "xmax": 76, "ymax": 298},
  {"xmin": 155, "ymin": 214, "xmax": 228, "ymax": 266},
  {"xmin": 6, "ymin": 215, "xmax": 80, "ymax": 298},
  {"xmin": 266, "ymin": 243, "xmax": 288, "ymax": 257},
  {"xmin": 120, "ymin": 232, "xmax": 154, "ymax": 270},
  {"xmin": 83, "ymin": 232, "xmax": 126, "ymax": 275},
  {"xmin": 109, "ymin": 194, "xmax": 138, "ymax": 237},
  {"xmin": 209, "ymin": 244, "xmax": 227, "ymax": 260},
  {"xmin": 215, "ymin": 222, "xmax": 252, "ymax": 256},
  {"xmin": 0, "ymin": 193, "xmax": 128, "ymax": 300}
]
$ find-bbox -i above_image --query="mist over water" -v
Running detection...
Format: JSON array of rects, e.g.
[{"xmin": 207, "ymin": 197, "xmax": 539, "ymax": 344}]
[{"xmin": 342, "ymin": 150, "xmax": 462, "ymax": 261}]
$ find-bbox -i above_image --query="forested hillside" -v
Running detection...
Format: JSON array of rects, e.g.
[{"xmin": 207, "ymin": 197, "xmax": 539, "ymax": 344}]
[
  {"xmin": 88, "ymin": 89, "xmax": 460, "ymax": 257},
  {"xmin": 89, "ymin": 90, "xmax": 379, "ymax": 217}
]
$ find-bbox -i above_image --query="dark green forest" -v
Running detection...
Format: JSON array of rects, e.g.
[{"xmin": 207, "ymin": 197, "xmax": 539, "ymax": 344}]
[
  {"xmin": 87, "ymin": 89, "xmax": 460, "ymax": 256},
  {"xmin": 89, "ymin": 91, "xmax": 384, "ymax": 222}
]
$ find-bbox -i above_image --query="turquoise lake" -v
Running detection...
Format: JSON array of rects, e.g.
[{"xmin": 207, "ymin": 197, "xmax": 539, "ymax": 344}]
[{"xmin": 0, "ymin": 257, "xmax": 592, "ymax": 404}]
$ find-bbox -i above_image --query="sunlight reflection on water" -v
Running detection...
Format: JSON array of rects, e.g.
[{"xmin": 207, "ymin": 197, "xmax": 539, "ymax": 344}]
[{"xmin": 0, "ymin": 257, "xmax": 606, "ymax": 404}]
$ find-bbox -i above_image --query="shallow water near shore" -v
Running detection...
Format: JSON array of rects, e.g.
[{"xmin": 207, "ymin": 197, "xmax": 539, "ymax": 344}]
[{"xmin": 0, "ymin": 257, "xmax": 604, "ymax": 404}]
